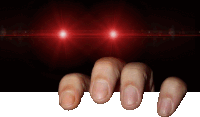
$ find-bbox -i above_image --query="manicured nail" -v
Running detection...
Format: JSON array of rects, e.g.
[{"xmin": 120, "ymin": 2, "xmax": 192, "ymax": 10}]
[
  {"xmin": 92, "ymin": 80, "xmax": 108, "ymax": 100},
  {"xmin": 159, "ymin": 98, "xmax": 173, "ymax": 116},
  {"xmin": 123, "ymin": 85, "xmax": 139, "ymax": 106},
  {"xmin": 61, "ymin": 91, "xmax": 75, "ymax": 106}
]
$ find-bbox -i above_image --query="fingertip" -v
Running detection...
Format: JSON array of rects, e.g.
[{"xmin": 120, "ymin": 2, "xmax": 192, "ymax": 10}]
[
  {"xmin": 89, "ymin": 79, "xmax": 111, "ymax": 104},
  {"xmin": 157, "ymin": 76, "xmax": 187, "ymax": 117},
  {"xmin": 90, "ymin": 57, "xmax": 125, "ymax": 104},
  {"xmin": 58, "ymin": 73, "xmax": 90, "ymax": 110},
  {"xmin": 59, "ymin": 88, "xmax": 82, "ymax": 110}
]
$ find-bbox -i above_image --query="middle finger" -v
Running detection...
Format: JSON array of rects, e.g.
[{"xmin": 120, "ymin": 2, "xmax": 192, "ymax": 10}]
[{"xmin": 89, "ymin": 57, "xmax": 126, "ymax": 104}]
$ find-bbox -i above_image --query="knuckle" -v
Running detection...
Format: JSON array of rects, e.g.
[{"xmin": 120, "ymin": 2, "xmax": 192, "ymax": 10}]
[
  {"xmin": 60, "ymin": 73, "xmax": 89, "ymax": 93},
  {"xmin": 123, "ymin": 63, "xmax": 145, "ymax": 74},
  {"xmin": 66, "ymin": 73, "xmax": 82, "ymax": 77},
  {"xmin": 165, "ymin": 77, "xmax": 184, "ymax": 86},
  {"xmin": 95, "ymin": 59, "xmax": 116, "ymax": 70},
  {"xmin": 122, "ymin": 65, "xmax": 146, "ymax": 82},
  {"xmin": 122, "ymin": 62, "xmax": 151, "ymax": 83},
  {"xmin": 124, "ymin": 62, "xmax": 149, "ymax": 71},
  {"xmin": 164, "ymin": 77, "xmax": 187, "ymax": 92},
  {"xmin": 62, "ymin": 73, "xmax": 83, "ymax": 81},
  {"xmin": 59, "ymin": 73, "xmax": 84, "ymax": 90},
  {"xmin": 96, "ymin": 57, "xmax": 113, "ymax": 65},
  {"xmin": 133, "ymin": 62, "xmax": 147, "ymax": 68},
  {"xmin": 95, "ymin": 57, "xmax": 123, "ymax": 68},
  {"xmin": 97, "ymin": 57, "xmax": 117, "ymax": 62}
]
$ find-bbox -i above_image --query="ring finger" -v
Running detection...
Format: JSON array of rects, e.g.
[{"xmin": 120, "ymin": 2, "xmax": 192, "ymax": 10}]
[{"xmin": 120, "ymin": 62, "xmax": 154, "ymax": 110}]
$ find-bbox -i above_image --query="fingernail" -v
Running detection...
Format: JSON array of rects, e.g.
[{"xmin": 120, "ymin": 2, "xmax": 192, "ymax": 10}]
[
  {"xmin": 61, "ymin": 91, "xmax": 75, "ymax": 106},
  {"xmin": 123, "ymin": 85, "xmax": 139, "ymax": 106},
  {"xmin": 92, "ymin": 80, "xmax": 108, "ymax": 100},
  {"xmin": 159, "ymin": 98, "xmax": 173, "ymax": 116}
]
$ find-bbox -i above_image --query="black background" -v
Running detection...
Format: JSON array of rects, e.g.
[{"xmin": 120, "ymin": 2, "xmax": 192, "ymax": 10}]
[{"xmin": 0, "ymin": 0, "xmax": 197, "ymax": 91}]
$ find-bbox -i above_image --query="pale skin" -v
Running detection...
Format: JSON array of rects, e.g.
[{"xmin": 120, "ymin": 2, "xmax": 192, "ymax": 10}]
[{"xmin": 58, "ymin": 57, "xmax": 187, "ymax": 117}]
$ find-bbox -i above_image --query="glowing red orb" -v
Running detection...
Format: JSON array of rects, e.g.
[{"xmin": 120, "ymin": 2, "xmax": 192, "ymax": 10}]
[
  {"xmin": 59, "ymin": 30, "xmax": 67, "ymax": 38},
  {"xmin": 110, "ymin": 31, "xmax": 117, "ymax": 38}
]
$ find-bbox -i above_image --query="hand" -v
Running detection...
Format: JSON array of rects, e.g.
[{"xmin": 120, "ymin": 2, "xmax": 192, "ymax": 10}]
[{"xmin": 58, "ymin": 57, "xmax": 187, "ymax": 117}]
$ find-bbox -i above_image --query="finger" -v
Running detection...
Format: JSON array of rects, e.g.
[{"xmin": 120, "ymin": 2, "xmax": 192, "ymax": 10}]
[
  {"xmin": 120, "ymin": 62, "xmax": 154, "ymax": 110},
  {"xmin": 58, "ymin": 73, "xmax": 90, "ymax": 110},
  {"xmin": 157, "ymin": 77, "xmax": 187, "ymax": 117},
  {"xmin": 89, "ymin": 57, "xmax": 126, "ymax": 104}
]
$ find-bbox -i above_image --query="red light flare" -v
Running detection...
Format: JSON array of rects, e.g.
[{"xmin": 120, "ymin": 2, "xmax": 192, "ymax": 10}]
[
  {"xmin": 109, "ymin": 30, "xmax": 118, "ymax": 39},
  {"xmin": 59, "ymin": 30, "xmax": 67, "ymax": 39}
]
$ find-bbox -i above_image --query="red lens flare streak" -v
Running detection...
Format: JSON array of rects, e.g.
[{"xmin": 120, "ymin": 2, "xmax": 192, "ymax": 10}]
[
  {"xmin": 1, "ymin": 30, "xmax": 199, "ymax": 37},
  {"xmin": 1, "ymin": 29, "xmax": 198, "ymax": 69}
]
